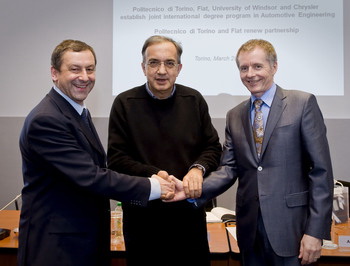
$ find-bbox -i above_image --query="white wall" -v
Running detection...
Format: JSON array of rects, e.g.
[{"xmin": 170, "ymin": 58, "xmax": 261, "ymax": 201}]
[
  {"xmin": 0, "ymin": 0, "xmax": 349, "ymax": 210},
  {"xmin": 0, "ymin": 0, "xmax": 349, "ymax": 119}
]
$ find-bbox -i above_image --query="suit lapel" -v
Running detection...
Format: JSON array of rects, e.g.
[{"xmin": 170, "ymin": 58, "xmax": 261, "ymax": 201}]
[
  {"xmin": 48, "ymin": 89, "xmax": 106, "ymax": 159},
  {"xmin": 261, "ymin": 86, "xmax": 286, "ymax": 157},
  {"xmin": 241, "ymin": 100, "xmax": 258, "ymax": 160},
  {"xmin": 80, "ymin": 111, "xmax": 106, "ymax": 157}
]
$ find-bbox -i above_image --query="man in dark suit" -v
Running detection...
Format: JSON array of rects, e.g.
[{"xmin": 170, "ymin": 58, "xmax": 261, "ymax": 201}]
[
  {"xmin": 18, "ymin": 39, "xmax": 175, "ymax": 266},
  {"xmin": 170, "ymin": 39, "xmax": 334, "ymax": 266}
]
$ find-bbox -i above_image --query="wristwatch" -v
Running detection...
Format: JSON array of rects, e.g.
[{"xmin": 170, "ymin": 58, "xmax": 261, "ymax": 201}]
[{"xmin": 191, "ymin": 164, "xmax": 206, "ymax": 175}]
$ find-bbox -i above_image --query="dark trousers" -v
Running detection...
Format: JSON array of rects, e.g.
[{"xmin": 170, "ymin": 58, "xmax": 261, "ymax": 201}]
[
  {"xmin": 123, "ymin": 203, "xmax": 210, "ymax": 266},
  {"xmin": 241, "ymin": 211, "xmax": 301, "ymax": 266}
]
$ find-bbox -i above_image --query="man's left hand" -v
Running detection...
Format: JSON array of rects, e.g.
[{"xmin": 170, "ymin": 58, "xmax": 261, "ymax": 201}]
[
  {"xmin": 298, "ymin": 234, "xmax": 322, "ymax": 265},
  {"xmin": 183, "ymin": 167, "xmax": 203, "ymax": 198}
]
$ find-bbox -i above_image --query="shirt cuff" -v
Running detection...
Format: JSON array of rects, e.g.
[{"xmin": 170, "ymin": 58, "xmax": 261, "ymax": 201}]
[{"xmin": 148, "ymin": 177, "xmax": 161, "ymax": 200}]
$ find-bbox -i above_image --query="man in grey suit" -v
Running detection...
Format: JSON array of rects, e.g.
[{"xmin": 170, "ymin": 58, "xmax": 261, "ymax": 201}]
[
  {"xmin": 18, "ymin": 39, "xmax": 175, "ymax": 266},
  {"xmin": 170, "ymin": 39, "xmax": 334, "ymax": 265}
]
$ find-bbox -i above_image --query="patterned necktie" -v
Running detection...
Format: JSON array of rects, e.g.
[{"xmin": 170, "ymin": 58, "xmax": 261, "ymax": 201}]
[{"xmin": 253, "ymin": 99, "xmax": 264, "ymax": 158}]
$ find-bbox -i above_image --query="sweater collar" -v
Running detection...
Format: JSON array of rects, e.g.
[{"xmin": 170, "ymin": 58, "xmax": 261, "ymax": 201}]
[{"xmin": 145, "ymin": 82, "xmax": 176, "ymax": 100}]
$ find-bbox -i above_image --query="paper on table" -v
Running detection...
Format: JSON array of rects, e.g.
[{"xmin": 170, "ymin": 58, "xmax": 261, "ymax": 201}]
[
  {"xmin": 226, "ymin": 226, "xmax": 237, "ymax": 240},
  {"xmin": 206, "ymin": 211, "xmax": 222, "ymax": 223},
  {"xmin": 211, "ymin": 207, "xmax": 235, "ymax": 218},
  {"xmin": 206, "ymin": 207, "xmax": 236, "ymax": 223}
]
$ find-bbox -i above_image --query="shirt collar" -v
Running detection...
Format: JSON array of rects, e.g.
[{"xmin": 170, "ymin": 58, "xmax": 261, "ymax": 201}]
[
  {"xmin": 145, "ymin": 82, "xmax": 176, "ymax": 99},
  {"xmin": 250, "ymin": 83, "xmax": 277, "ymax": 108},
  {"xmin": 53, "ymin": 85, "xmax": 86, "ymax": 115}
]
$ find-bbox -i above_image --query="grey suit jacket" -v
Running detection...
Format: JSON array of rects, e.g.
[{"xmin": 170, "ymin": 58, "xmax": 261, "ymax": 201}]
[
  {"xmin": 18, "ymin": 88, "xmax": 151, "ymax": 266},
  {"xmin": 198, "ymin": 86, "xmax": 334, "ymax": 256}
]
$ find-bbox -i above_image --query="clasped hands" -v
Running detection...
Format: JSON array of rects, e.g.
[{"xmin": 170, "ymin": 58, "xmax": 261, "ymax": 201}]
[{"xmin": 152, "ymin": 169, "xmax": 203, "ymax": 202}]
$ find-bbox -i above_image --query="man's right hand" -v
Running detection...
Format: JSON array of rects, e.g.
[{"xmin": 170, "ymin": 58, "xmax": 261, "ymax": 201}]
[
  {"xmin": 152, "ymin": 174, "xmax": 175, "ymax": 200},
  {"xmin": 163, "ymin": 176, "xmax": 187, "ymax": 202}
]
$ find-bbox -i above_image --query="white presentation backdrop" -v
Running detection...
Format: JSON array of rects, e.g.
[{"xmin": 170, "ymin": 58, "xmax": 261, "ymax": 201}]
[{"xmin": 112, "ymin": 0, "xmax": 343, "ymax": 96}]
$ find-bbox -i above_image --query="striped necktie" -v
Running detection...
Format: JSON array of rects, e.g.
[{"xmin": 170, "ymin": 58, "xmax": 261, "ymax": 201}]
[{"xmin": 253, "ymin": 99, "xmax": 264, "ymax": 158}]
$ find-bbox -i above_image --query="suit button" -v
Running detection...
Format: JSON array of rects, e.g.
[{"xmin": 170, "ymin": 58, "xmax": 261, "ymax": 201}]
[{"xmin": 257, "ymin": 166, "xmax": 263, "ymax": 171}]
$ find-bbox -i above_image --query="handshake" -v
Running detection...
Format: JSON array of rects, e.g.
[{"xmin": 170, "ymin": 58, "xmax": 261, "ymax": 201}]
[{"xmin": 152, "ymin": 169, "xmax": 204, "ymax": 202}]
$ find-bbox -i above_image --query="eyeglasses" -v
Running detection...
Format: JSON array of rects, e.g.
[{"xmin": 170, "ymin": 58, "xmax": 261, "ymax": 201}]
[{"xmin": 146, "ymin": 60, "xmax": 179, "ymax": 69}]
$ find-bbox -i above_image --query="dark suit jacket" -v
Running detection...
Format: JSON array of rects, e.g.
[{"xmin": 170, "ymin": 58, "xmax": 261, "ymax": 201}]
[
  {"xmin": 18, "ymin": 89, "xmax": 151, "ymax": 266},
  {"xmin": 197, "ymin": 86, "xmax": 334, "ymax": 256}
]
